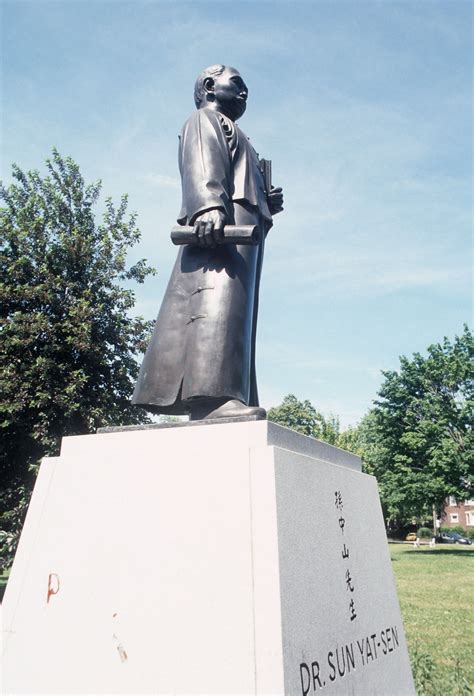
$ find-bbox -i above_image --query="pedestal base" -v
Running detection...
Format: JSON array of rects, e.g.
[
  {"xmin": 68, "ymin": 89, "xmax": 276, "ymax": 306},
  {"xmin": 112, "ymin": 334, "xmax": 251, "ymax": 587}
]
[{"xmin": 2, "ymin": 420, "xmax": 414, "ymax": 694}]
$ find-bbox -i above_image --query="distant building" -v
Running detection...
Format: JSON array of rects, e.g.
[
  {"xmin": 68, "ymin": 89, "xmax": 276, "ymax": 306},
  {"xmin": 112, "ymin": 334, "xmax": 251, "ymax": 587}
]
[{"xmin": 441, "ymin": 497, "xmax": 474, "ymax": 530}]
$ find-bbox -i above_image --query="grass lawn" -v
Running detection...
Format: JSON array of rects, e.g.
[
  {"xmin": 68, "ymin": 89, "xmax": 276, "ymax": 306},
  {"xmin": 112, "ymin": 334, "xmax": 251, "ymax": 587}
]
[{"xmin": 390, "ymin": 543, "xmax": 473, "ymax": 695}]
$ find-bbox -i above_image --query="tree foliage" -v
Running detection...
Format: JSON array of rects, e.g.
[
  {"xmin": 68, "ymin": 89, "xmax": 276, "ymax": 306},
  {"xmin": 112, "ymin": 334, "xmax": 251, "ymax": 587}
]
[
  {"xmin": 368, "ymin": 326, "xmax": 473, "ymax": 523},
  {"xmin": 267, "ymin": 328, "xmax": 473, "ymax": 528},
  {"xmin": 0, "ymin": 150, "xmax": 156, "ymax": 561},
  {"xmin": 336, "ymin": 410, "xmax": 382, "ymax": 475},
  {"xmin": 268, "ymin": 393, "xmax": 341, "ymax": 444}
]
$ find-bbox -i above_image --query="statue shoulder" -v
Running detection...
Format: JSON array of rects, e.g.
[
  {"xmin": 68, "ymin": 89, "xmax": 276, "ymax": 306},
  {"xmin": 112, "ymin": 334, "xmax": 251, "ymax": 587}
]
[{"xmin": 181, "ymin": 108, "xmax": 236, "ymax": 143}]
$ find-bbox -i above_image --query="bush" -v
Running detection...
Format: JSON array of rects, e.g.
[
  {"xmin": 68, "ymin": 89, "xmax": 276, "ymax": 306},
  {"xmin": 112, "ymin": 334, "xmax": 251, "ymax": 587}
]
[
  {"xmin": 466, "ymin": 528, "xmax": 474, "ymax": 541},
  {"xmin": 418, "ymin": 527, "xmax": 433, "ymax": 539},
  {"xmin": 440, "ymin": 526, "xmax": 466, "ymax": 536}
]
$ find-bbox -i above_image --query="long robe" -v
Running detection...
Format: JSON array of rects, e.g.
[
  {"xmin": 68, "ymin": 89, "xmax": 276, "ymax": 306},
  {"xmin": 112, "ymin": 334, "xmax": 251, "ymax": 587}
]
[{"xmin": 132, "ymin": 107, "xmax": 272, "ymax": 414}]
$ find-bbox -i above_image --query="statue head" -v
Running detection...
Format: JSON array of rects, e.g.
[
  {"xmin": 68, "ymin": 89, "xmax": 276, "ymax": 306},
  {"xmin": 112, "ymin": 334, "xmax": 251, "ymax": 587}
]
[{"xmin": 194, "ymin": 65, "xmax": 248, "ymax": 121}]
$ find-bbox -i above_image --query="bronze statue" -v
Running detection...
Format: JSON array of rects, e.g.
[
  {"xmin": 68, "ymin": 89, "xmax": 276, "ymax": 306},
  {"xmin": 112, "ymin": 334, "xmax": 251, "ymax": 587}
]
[{"xmin": 132, "ymin": 65, "xmax": 283, "ymax": 420}]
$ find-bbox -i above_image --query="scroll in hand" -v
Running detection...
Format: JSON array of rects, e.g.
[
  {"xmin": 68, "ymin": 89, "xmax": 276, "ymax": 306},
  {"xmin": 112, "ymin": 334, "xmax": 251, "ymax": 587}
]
[{"xmin": 192, "ymin": 209, "xmax": 227, "ymax": 248}]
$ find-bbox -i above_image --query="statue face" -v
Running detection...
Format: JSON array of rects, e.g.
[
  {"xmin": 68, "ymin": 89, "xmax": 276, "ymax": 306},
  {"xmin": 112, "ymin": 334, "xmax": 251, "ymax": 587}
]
[{"xmin": 210, "ymin": 67, "xmax": 248, "ymax": 121}]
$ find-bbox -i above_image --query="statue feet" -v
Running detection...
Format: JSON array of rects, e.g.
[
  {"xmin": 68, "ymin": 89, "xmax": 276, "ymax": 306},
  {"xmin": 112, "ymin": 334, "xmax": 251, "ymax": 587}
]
[{"xmin": 189, "ymin": 398, "xmax": 266, "ymax": 421}]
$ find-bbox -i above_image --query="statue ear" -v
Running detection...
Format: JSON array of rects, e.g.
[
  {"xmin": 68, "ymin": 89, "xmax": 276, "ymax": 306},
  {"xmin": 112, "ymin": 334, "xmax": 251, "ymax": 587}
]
[{"xmin": 203, "ymin": 77, "xmax": 215, "ymax": 95}]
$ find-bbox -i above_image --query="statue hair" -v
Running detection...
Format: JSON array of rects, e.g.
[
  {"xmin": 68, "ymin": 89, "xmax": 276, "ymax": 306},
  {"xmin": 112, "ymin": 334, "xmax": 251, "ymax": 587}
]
[{"xmin": 194, "ymin": 64, "xmax": 226, "ymax": 108}]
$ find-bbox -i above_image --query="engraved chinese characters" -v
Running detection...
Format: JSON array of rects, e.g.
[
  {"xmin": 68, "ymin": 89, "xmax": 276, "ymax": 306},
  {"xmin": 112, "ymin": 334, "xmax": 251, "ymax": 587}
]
[{"xmin": 335, "ymin": 490, "xmax": 357, "ymax": 622}]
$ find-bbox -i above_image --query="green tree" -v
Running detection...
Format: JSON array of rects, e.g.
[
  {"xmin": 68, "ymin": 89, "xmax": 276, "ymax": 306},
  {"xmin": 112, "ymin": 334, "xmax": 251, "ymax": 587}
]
[
  {"xmin": 337, "ymin": 410, "xmax": 382, "ymax": 475},
  {"xmin": 368, "ymin": 326, "xmax": 473, "ymax": 525},
  {"xmin": 268, "ymin": 393, "xmax": 341, "ymax": 444},
  {"xmin": 0, "ymin": 150, "xmax": 155, "ymax": 564}
]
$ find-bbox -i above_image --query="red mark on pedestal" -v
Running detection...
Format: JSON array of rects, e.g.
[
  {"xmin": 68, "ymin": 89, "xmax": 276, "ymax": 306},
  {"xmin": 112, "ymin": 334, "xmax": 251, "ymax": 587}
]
[
  {"xmin": 46, "ymin": 573, "xmax": 60, "ymax": 603},
  {"xmin": 112, "ymin": 613, "xmax": 128, "ymax": 662},
  {"xmin": 117, "ymin": 644, "xmax": 128, "ymax": 662}
]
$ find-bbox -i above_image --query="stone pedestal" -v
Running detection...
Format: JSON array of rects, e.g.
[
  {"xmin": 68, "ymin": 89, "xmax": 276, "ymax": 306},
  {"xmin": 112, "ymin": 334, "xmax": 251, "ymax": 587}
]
[{"xmin": 2, "ymin": 420, "xmax": 414, "ymax": 694}]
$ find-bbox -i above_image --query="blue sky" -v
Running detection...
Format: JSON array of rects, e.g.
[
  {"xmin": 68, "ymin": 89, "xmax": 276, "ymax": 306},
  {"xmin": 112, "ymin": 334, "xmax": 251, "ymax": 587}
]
[{"xmin": 2, "ymin": 0, "xmax": 472, "ymax": 426}]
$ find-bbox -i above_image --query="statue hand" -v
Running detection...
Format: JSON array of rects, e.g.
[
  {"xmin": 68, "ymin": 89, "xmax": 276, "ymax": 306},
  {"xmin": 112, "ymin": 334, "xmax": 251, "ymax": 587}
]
[
  {"xmin": 192, "ymin": 209, "xmax": 227, "ymax": 248},
  {"xmin": 267, "ymin": 186, "xmax": 284, "ymax": 216}
]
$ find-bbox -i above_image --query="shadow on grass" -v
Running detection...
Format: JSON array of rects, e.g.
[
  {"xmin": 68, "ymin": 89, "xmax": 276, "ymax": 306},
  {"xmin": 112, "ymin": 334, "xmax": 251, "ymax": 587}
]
[{"xmin": 405, "ymin": 548, "xmax": 474, "ymax": 558}]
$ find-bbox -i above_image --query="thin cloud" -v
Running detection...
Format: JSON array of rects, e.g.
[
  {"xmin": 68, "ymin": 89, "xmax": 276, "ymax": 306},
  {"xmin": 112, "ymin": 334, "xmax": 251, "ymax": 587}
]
[
  {"xmin": 265, "ymin": 240, "xmax": 470, "ymax": 297},
  {"xmin": 259, "ymin": 341, "xmax": 380, "ymax": 374},
  {"xmin": 141, "ymin": 173, "xmax": 181, "ymax": 190}
]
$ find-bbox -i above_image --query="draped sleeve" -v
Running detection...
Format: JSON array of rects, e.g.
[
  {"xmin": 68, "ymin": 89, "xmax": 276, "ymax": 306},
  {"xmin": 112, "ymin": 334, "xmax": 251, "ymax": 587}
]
[{"xmin": 177, "ymin": 108, "xmax": 236, "ymax": 225}]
